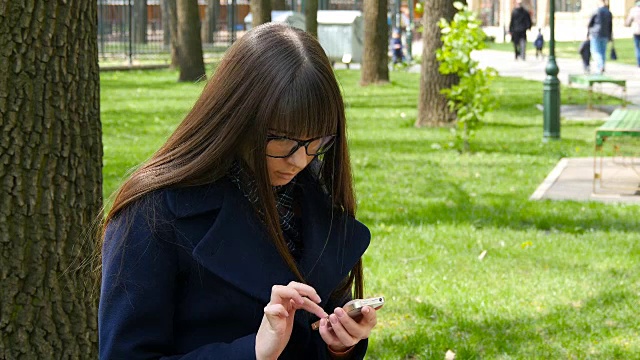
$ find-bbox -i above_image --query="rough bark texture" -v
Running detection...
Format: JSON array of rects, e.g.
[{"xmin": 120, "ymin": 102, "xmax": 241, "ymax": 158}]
[
  {"xmin": 361, "ymin": 0, "xmax": 389, "ymax": 85},
  {"xmin": 415, "ymin": 0, "xmax": 462, "ymax": 127},
  {"xmin": 305, "ymin": 0, "xmax": 318, "ymax": 38},
  {"xmin": 0, "ymin": 0, "xmax": 102, "ymax": 358},
  {"xmin": 177, "ymin": 0, "xmax": 206, "ymax": 82},
  {"xmin": 201, "ymin": 0, "xmax": 218, "ymax": 44},
  {"xmin": 134, "ymin": 0, "xmax": 148, "ymax": 44},
  {"xmin": 251, "ymin": 0, "xmax": 271, "ymax": 28}
]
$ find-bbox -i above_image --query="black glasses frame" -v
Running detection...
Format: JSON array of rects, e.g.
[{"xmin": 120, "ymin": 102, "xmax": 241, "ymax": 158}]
[{"xmin": 266, "ymin": 134, "xmax": 337, "ymax": 158}]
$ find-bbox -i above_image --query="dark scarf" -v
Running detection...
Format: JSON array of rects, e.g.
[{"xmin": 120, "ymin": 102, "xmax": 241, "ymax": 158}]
[{"xmin": 227, "ymin": 160, "xmax": 303, "ymax": 260}]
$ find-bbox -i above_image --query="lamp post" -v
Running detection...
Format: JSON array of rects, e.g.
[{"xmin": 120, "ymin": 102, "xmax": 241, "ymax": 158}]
[{"xmin": 543, "ymin": 0, "xmax": 560, "ymax": 140}]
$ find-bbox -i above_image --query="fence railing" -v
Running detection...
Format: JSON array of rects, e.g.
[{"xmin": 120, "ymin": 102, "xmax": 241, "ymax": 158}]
[{"xmin": 97, "ymin": 0, "xmax": 249, "ymax": 64}]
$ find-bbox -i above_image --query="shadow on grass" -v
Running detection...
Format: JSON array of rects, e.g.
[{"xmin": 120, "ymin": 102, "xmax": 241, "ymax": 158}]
[
  {"xmin": 360, "ymin": 187, "xmax": 639, "ymax": 234},
  {"xmin": 370, "ymin": 289, "xmax": 639, "ymax": 359}
]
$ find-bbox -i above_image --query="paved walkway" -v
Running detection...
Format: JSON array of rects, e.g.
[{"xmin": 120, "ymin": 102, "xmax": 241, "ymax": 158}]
[{"xmin": 407, "ymin": 44, "xmax": 640, "ymax": 108}]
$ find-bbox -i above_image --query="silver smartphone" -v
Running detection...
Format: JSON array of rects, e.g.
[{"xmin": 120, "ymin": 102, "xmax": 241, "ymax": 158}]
[{"xmin": 311, "ymin": 296, "xmax": 385, "ymax": 330}]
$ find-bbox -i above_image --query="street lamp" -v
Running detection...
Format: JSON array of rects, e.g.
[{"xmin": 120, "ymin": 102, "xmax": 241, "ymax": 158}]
[{"xmin": 543, "ymin": 0, "xmax": 560, "ymax": 140}]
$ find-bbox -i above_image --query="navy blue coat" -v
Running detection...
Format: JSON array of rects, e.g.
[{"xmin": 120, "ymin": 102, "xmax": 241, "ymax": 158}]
[{"xmin": 99, "ymin": 170, "xmax": 371, "ymax": 359}]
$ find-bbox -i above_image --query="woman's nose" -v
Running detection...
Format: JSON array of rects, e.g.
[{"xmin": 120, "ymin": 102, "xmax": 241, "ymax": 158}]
[{"xmin": 287, "ymin": 146, "xmax": 310, "ymax": 169}]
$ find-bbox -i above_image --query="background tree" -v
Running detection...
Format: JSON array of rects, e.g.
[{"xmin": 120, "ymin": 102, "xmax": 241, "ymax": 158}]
[
  {"xmin": 305, "ymin": 0, "xmax": 319, "ymax": 37},
  {"xmin": 272, "ymin": 0, "xmax": 286, "ymax": 11},
  {"xmin": 0, "ymin": 0, "xmax": 101, "ymax": 357},
  {"xmin": 166, "ymin": 0, "xmax": 179, "ymax": 68},
  {"xmin": 361, "ymin": 0, "xmax": 389, "ymax": 85},
  {"xmin": 202, "ymin": 0, "xmax": 218, "ymax": 44},
  {"xmin": 415, "ymin": 0, "xmax": 463, "ymax": 127},
  {"xmin": 134, "ymin": 0, "xmax": 148, "ymax": 44},
  {"xmin": 251, "ymin": 0, "xmax": 272, "ymax": 27},
  {"xmin": 177, "ymin": 0, "xmax": 206, "ymax": 82}
]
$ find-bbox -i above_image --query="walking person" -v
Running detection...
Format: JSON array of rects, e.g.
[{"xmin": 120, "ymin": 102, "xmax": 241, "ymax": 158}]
[
  {"xmin": 625, "ymin": 0, "xmax": 640, "ymax": 67},
  {"xmin": 588, "ymin": 0, "xmax": 613, "ymax": 74},
  {"xmin": 534, "ymin": 28, "xmax": 544, "ymax": 59},
  {"xmin": 509, "ymin": 0, "xmax": 532, "ymax": 60},
  {"xmin": 98, "ymin": 23, "xmax": 379, "ymax": 360}
]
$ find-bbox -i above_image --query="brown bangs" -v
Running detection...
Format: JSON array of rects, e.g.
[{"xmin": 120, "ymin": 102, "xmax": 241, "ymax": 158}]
[{"xmin": 270, "ymin": 64, "xmax": 342, "ymax": 139}]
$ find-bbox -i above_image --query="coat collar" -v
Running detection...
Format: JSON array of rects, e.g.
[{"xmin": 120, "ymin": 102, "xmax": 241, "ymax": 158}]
[{"xmin": 168, "ymin": 174, "xmax": 370, "ymax": 308}]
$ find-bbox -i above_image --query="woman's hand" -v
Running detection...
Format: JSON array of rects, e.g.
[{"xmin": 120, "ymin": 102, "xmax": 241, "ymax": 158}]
[
  {"xmin": 318, "ymin": 305, "xmax": 379, "ymax": 353},
  {"xmin": 255, "ymin": 281, "xmax": 328, "ymax": 360}
]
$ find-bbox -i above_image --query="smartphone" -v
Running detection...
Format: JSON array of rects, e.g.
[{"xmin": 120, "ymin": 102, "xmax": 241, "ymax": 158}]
[{"xmin": 311, "ymin": 296, "xmax": 384, "ymax": 330}]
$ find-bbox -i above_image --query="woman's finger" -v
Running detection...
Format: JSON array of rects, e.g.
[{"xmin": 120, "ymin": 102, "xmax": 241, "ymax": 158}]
[
  {"xmin": 326, "ymin": 313, "xmax": 358, "ymax": 347},
  {"xmin": 285, "ymin": 281, "xmax": 322, "ymax": 303}
]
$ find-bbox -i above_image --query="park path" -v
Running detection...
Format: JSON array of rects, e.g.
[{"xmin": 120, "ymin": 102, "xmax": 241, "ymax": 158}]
[{"xmin": 408, "ymin": 42, "xmax": 640, "ymax": 106}]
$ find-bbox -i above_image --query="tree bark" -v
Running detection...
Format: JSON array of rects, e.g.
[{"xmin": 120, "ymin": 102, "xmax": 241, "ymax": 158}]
[
  {"xmin": 134, "ymin": 0, "xmax": 148, "ymax": 44},
  {"xmin": 272, "ymin": 0, "xmax": 286, "ymax": 11},
  {"xmin": 201, "ymin": 0, "xmax": 218, "ymax": 44},
  {"xmin": 0, "ymin": 0, "xmax": 101, "ymax": 358},
  {"xmin": 415, "ymin": 0, "xmax": 462, "ymax": 127},
  {"xmin": 305, "ymin": 0, "xmax": 318, "ymax": 37},
  {"xmin": 167, "ymin": 0, "xmax": 179, "ymax": 68},
  {"xmin": 177, "ymin": 0, "xmax": 205, "ymax": 82},
  {"xmin": 361, "ymin": 0, "xmax": 389, "ymax": 85},
  {"xmin": 251, "ymin": 0, "xmax": 271, "ymax": 28},
  {"xmin": 161, "ymin": 0, "xmax": 171, "ymax": 46}
]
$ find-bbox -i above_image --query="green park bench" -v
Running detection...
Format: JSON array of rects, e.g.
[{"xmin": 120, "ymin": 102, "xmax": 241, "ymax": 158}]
[
  {"xmin": 593, "ymin": 109, "xmax": 640, "ymax": 192},
  {"xmin": 568, "ymin": 74, "xmax": 626, "ymax": 110}
]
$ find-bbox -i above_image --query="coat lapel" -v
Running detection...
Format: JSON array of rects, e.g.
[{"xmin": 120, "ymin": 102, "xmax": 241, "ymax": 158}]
[
  {"xmin": 297, "ymin": 179, "xmax": 371, "ymax": 305},
  {"xmin": 183, "ymin": 176, "xmax": 371, "ymax": 310}
]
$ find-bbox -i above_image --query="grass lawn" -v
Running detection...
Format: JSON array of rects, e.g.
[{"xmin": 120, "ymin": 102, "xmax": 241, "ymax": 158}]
[
  {"xmin": 101, "ymin": 68, "xmax": 640, "ymax": 359},
  {"xmin": 487, "ymin": 39, "xmax": 638, "ymax": 67}
]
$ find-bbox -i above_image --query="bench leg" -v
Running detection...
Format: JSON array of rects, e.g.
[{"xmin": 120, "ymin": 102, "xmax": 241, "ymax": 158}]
[
  {"xmin": 622, "ymin": 86, "xmax": 627, "ymax": 108},
  {"xmin": 588, "ymin": 85, "xmax": 593, "ymax": 110}
]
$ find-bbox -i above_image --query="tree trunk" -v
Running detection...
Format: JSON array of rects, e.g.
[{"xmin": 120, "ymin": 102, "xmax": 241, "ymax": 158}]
[
  {"xmin": 0, "ymin": 0, "xmax": 101, "ymax": 358},
  {"xmin": 134, "ymin": 0, "xmax": 148, "ymax": 44},
  {"xmin": 305, "ymin": 0, "xmax": 318, "ymax": 37},
  {"xmin": 177, "ymin": 0, "xmax": 205, "ymax": 81},
  {"xmin": 361, "ymin": 0, "xmax": 389, "ymax": 85},
  {"xmin": 167, "ymin": 0, "xmax": 179, "ymax": 68},
  {"xmin": 415, "ymin": 0, "xmax": 462, "ymax": 127},
  {"xmin": 161, "ymin": 0, "xmax": 171, "ymax": 46},
  {"xmin": 251, "ymin": 0, "xmax": 271, "ymax": 28},
  {"xmin": 201, "ymin": 0, "xmax": 218, "ymax": 44},
  {"xmin": 272, "ymin": 0, "xmax": 286, "ymax": 11}
]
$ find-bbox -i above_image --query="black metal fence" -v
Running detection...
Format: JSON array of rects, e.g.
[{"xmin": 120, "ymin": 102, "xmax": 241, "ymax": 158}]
[{"xmin": 97, "ymin": 0, "xmax": 249, "ymax": 63}]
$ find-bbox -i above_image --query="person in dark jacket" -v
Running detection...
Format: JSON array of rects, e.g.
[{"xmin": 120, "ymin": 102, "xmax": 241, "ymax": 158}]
[
  {"xmin": 533, "ymin": 28, "xmax": 544, "ymax": 59},
  {"xmin": 588, "ymin": 0, "xmax": 613, "ymax": 73},
  {"xmin": 509, "ymin": 0, "xmax": 532, "ymax": 60},
  {"xmin": 98, "ymin": 23, "xmax": 379, "ymax": 360}
]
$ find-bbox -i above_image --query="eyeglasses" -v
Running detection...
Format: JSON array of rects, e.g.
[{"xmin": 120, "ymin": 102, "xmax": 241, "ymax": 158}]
[{"xmin": 266, "ymin": 134, "xmax": 337, "ymax": 158}]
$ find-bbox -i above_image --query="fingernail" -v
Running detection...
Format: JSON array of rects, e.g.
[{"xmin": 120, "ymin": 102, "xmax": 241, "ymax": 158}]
[
  {"xmin": 320, "ymin": 318, "xmax": 328, "ymax": 327},
  {"xmin": 330, "ymin": 314, "xmax": 338, "ymax": 324},
  {"xmin": 362, "ymin": 306, "xmax": 370, "ymax": 314},
  {"xmin": 335, "ymin": 308, "xmax": 345, "ymax": 317}
]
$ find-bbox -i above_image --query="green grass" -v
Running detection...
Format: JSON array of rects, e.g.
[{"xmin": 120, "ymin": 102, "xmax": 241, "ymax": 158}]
[
  {"xmin": 101, "ymin": 68, "xmax": 640, "ymax": 359},
  {"xmin": 487, "ymin": 39, "xmax": 638, "ymax": 66}
]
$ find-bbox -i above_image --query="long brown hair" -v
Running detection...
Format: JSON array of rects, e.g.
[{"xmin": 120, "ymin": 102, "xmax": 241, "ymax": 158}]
[{"xmin": 103, "ymin": 23, "xmax": 363, "ymax": 298}]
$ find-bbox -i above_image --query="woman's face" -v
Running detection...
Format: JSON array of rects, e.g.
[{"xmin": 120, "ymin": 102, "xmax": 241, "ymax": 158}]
[{"xmin": 266, "ymin": 146, "xmax": 315, "ymax": 186}]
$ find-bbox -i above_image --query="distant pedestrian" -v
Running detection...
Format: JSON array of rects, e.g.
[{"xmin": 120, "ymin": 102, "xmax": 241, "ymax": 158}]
[
  {"xmin": 579, "ymin": 38, "xmax": 591, "ymax": 74},
  {"xmin": 588, "ymin": 0, "xmax": 613, "ymax": 74},
  {"xmin": 533, "ymin": 28, "xmax": 544, "ymax": 59},
  {"xmin": 509, "ymin": 0, "xmax": 532, "ymax": 60},
  {"xmin": 391, "ymin": 29, "xmax": 404, "ymax": 64},
  {"xmin": 625, "ymin": 0, "xmax": 640, "ymax": 67}
]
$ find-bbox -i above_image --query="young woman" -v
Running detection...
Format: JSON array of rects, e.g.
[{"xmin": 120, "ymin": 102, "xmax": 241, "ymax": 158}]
[{"xmin": 98, "ymin": 23, "xmax": 378, "ymax": 359}]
